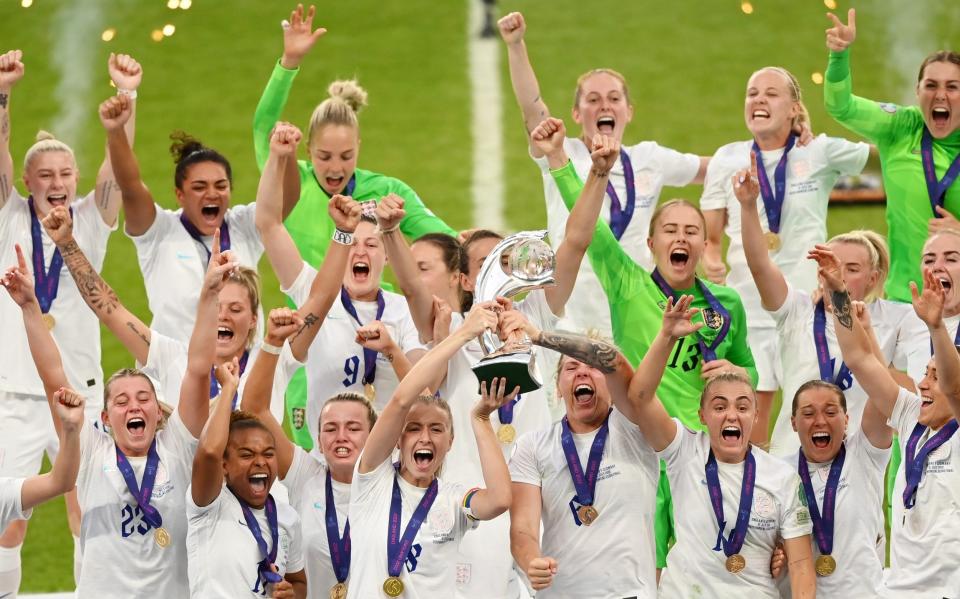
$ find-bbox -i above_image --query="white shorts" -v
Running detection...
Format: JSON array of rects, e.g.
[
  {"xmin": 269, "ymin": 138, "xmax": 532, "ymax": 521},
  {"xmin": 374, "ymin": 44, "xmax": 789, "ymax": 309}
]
[
  {"xmin": 746, "ymin": 325, "xmax": 781, "ymax": 392},
  {"xmin": 0, "ymin": 391, "xmax": 60, "ymax": 478}
]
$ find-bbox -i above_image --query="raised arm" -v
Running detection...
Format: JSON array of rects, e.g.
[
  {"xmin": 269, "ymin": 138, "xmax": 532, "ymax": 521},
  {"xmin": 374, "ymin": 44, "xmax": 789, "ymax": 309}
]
[
  {"xmin": 94, "ymin": 53, "xmax": 142, "ymax": 227},
  {"xmin": 376, "ymin": 194, "xmax": 435, "ymax": 340},
  {"xmin": 0, "ymin": 50, "xmax": 24, "ymax": 209},
  {"xmin": 42, "ymin": 206, "xmax": 152, "ymax": 364},
  {"xmin": 241, "ymin": 308, "xmax": 303, "ymax": 479},
  {"xmin": 911, "ymin": 268, "xmax": 960, "ymax": 419},
  {"xmin": 853, "ymin": 303, "xmax": 894, "ymax": 449},
  {"xmin": 702, "ymin": 209, "xmax": 727, "ymax": 284},
  {"xmin": 497, "ymin": 12, "xmax": 551, "ymax": 154},
  {"xmin": 733, "ymin": 152, "xmax": 788, "ymax": 311},
  {"xmin": 3, "ymin": 245, "xmax": 68, "ymax": 398},
  {"xmin": 191, "ymin": 359, "xmax": 240, "ymax": 508},
  {"xmin": 811, "ymin": 245, "xmax": 900, "ymax": 420},
  {"xmin": 546, "ymin": 129, "xmax": 618, "ymax": 316},
  {"xmin": 178, "ymin": 232, "xmax": 237, "ymax": 437},
  {"xmin": 253, "ymin": 3, "xmax": 326, "ymax": 170},
  {"xmin": 103, "ymin": 93, "xmax": 155, "ymax": 237},
  {"xmin": 358, "ymin": 303, "xmax": 497, "ymax": 474},
  {"xmin": 354, "ymin": 320, "xmax": 414, "ymax": 382},
  {"xmin": 20, "ymin": 388, "xmax": 84, "ymax": 510},
  {"xmin": 255, "ymin": 122, "xmax": 307, "ymax": 289},
  {"xmin": 464, "ymin": 377, "xmax": 516, "ymax": 520}
]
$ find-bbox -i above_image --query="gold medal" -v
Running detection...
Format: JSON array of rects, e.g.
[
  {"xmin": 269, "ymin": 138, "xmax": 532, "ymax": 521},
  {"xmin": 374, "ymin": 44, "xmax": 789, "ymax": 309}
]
[
  {"xmin": 576, "ymin": 505, "xmax": 599, "ymax": 526},
  {"xmin": 382, "ymin": 576, "xmax": 404, "ymax": 597},
  {"xmin": 364, "ymin": 383, "xmax": 376, "ymax": 402},
  {"xmin": 154, "ymin": 526, "xmax": 170, "ymax": 548},
  {"xmin": 725, "ymin": 553, "xmax": 746, "ymax": 573},
  {"xmin": 814, "ymin": 554, "xmax": 836, "ymax": 577},
  {"xmin": 330, "ymin": 582, "xmax": 348, "ymax": 599},
  {"xmin": 765, "ymin": 231, "xmax": 781, "ymax": 252},
  {"xmin": 496, "ymin": 424, "xmax": 516, "ymax": 444},
  {"xmin": 42, "ymin": 313, "xmax": 55, "ymax": 330}
]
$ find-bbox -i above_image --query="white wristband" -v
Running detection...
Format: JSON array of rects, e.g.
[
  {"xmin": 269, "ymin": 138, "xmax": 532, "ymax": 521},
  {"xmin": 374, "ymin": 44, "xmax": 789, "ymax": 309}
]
[
  {"xmin": 332, "ymin": 228, "xmax": 354, "ymax": 245},
  {"xmin": 117, "ymin": 88, "xmax": 138, "ymax": 99},
  {"xmin": 260, "ymin": 342, "xmax": 282, "ymax": 355}
]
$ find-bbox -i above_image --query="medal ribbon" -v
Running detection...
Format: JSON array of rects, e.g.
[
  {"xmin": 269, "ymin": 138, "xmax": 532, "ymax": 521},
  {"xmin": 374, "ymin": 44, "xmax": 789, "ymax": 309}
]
[
  {"xmin": 325, "ymin": 471, "xmax": 351, "ymax": 584},
  {"xmin": 386, "ymin": 471, "xmax": 438, "ymax": 578},
  {"xmin": 340, "ymin": 287, "xmax": 386, "ymax": 387},
  {"xmin": 813, "ymin": 300, "xmax": 853, "ymax": 390},
  {"xmin": 704, "ymin": 448, "xmax": 755, "ymax": 558},
  {"xmin": 318, "ymin": 173, "xmax": 357, "ymax": 199},
  {"xmin": 651, "ymin": 269, "xmax": 731, "ymax": 361},
  {"xmin": 497, "ymin": 393, "xmax": 521, "ymax": 426},
  {"xmin": 208, "ymin": 350, "xmax": 250, "ymax": 407},
  {"xmin": 27, "ymin": 199, "xmax": 70, "ymax": 315},
  {"xmin": 115, "ymin": 439, "xmax": 163, "ymax": 529},
  {"xmin": 560, "ymin": 409, "xmax": 611, "ymax": 509},
  {"xmin": 230, "ymin": 489, "xmax": 283, "ymax": 587},
  {"xmin": 921, "ymin": 128, "xmax": 960, "ymax": 216},
  {"xmin": 178, "ymin": 212, "xmax": 231, "ymax": 263},
  {"xmin": 903, "ymin": 420, "xmax": 959, "ymax": 508},
  {"xmin": 798, "ymin": 443, "xmax": 846, "ymax": 556},
  {"xmin": 927, "ymin": 324, "xmax": 960, "ymax": 356},
  {"xmin": 751, "ymin": 134, "xmax": 795, "ymax": 234},
  {"xmin": 606, "ymin": 149, "xmax": 636, "ymax": 240}
]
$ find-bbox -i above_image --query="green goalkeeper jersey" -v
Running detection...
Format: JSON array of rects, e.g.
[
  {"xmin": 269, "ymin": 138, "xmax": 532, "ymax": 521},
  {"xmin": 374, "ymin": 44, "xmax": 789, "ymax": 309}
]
[
  {"xmin": 551, "ymin": 162, "xmax": 757, "ymax": 429},
  {"xmin": 253, "ymin": 61, "xmax": 455, "ymax": 270},
  {"xmin": 825, "ymin": 49, "xmax": 960, "ymax": 302}
]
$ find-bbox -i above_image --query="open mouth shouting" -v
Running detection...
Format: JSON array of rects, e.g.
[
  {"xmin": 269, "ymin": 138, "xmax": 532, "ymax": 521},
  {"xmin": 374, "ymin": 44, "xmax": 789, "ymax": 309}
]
[
  {"xmin": 572, "ymin": 383, "xmax": 595, "ymax": 406},
  {"xmin": 126, "ymin": 416, "xmax": 147, "ymax": 438},
  {"xmin": 669, "ymin": 248, "xmax": 690, "ymax": 269},
  {"xmin": 200, "ymin": 203, "xmax": 221, "ymax": 225},
  {"xmin": 217, "ymin": 325, "xmax": 235, "ymax": 345},
  {"xmin": 751, "ymin": 108, "xmax": 771, "ymax": 122},
  {"xmin": 932, "ymin": 106, "xmax": 951, "ymax": 129},
  {"xmin": 920, "ymin": 394, "xmax": 935, "ymax": 410},
  {"xmin": 248, "ymin": 472, "xmax": 270, "ymax": 497},
  {"xmin": 937, "ymin": 275, "xmax": 953, "ymax": 292},
  {"xmin": 331, "ymin": 444, "xmax": 352, "ymax": 460},
  {"xmin": 325, "ymin": 174, "xmax": 346, "ymax": 192},
  {"xmin": 720, "ymin": 425, "xmax": 742, "ymax": 443},
  {"xmin": 412, "ymin": 447, "xmax": 435, "ymax": 471},
  {"xmin": 596, "ymin": 116, "xmax": 616, "ymax": 135},
  {"xmin": 352, "ymin": 261, "xmax": 371, "ymax": 283},
  {"xmin": 811, "ymin": 431, "xmax": 831, "ymax": 449},
  {"xmin": 47, "ymin": 194, "xmax": 68, "ymax": 208}
]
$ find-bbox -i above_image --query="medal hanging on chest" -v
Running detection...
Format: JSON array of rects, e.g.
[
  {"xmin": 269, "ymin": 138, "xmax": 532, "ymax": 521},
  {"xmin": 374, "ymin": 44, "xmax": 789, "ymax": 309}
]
[
  {"xmin": 115, "ymin": 440, "xmax": 167, "ymax": 548},
  {"xmin": 27, "ymin": 199, "xmax": 71, "ymax": 330},
  {"xmin": 383, "ymin": 471, "xmax": 438, "ymax": 596},
  {"xmin": 798, "ymin": 444, "xmax": 846, "ymax": 577},
  {"xmin": 751, "ymin": 135, "xmax": 795, "ymax": 252},
  {"xmin": 704, "ymin": 448, "xmax": 756, "ymax": 573},
  {"xmin": 650, "ymin": 270, "xmax": 731, "ymax": 362},
  {"xmin": 921, "ymin": 128, "xmax": 960, "ymax": 217},
  {"xmin": 324, "ymin": 471, "xmax": 351, "ymax": 599},
  {"xmin": 561, "ymin": 410, "xmax": 611, "ymax": 527},
  {"xmin": 341, "ymin": 287, "xmax": 386, "ymax": 398}
]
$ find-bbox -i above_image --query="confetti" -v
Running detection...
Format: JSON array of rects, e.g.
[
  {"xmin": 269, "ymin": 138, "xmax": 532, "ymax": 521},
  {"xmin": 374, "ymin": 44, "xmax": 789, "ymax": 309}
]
[
  {"xmin": 741, "ymin": 1, "xmax": 754, "ymax": 15},
  {"xmin": 101, "ymin": 28, "xmax": 116, "ymax": 42}
]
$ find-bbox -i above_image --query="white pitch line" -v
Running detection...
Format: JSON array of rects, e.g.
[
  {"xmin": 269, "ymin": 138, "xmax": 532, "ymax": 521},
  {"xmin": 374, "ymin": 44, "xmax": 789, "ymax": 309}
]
[{"xmin": 467, "ymin": 0, "xmax": 505, "ymax": 232}]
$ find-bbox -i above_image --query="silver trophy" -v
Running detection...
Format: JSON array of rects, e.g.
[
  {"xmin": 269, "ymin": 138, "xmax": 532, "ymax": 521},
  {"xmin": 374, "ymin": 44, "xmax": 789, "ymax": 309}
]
[{"xmin": 471, "ymin": 230, "xmax": 556, "ymax": 394}]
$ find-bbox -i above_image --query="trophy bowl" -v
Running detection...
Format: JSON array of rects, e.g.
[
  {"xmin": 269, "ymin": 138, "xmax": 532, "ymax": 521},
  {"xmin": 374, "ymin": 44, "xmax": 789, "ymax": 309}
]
[{"xmin": 471, "ymin": 231, "xmax": 556, "ymax": 394}]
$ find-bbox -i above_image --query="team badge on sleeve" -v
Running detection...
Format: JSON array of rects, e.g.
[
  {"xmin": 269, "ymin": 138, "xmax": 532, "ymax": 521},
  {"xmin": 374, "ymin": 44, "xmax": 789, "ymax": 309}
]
[
  {"xmin": 877, "ymin": 102, "xmax": 898, "ymax": 114},
  {"xmin": 292, "ymin": 407, "xmax": 306, "ymax": 430}
]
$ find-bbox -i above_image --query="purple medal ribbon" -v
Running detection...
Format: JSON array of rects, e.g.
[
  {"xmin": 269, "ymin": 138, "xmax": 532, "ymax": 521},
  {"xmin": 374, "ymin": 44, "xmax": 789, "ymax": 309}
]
[
  {"xmin": 209, "ymin": 350, "xmax": 250, "ymax": 408},
  {"xmin": 229, "ymin": 489, "xmax": 283, "ymax": 589},
  {"xmin": 813, "ymin": 300, "xmax": 853, "ymax": 390},
  {"xmin": 340, "ymin": 287, "xmax": 386, "ymax": 388},
  {"xmin": 27, "ymin": 199, "xmax": 70, "ymax": 315},
  {"xmin": 324, "ymin": 470, "xmax": 351, "ymax": 584},
  {"xmin": 115, "ymin": 440, "xmax": 163, "ymax": 529},
  {"xmin": 903, "ymin": 419, "xmax": 959, "ymax": 509},
  {"xmin": 497, "ymin": 393, "xmax": 521, "ymax": 426},
  {"xmin": 927, "ymin": 325, "xmax": 960, "ymax": 356},
  {"xmin": 560, "ymin": 409, "xmax": 611, "ymax": 522},
  {"xmin": 650, "ymin": 269, "xmax": 731, "ymax": 362},
  {"xmin": 606, "ymin": 149, "xmax": 635, "ymax": 240},
  {"xmin": 704, "ymin": 447, "xmax": 755, "ymax": 558},
  {"xmin": 751, "ymin": 134, "xmax": 796, "ymax": 235},
  {"xmin": 386, "ymin": 470, "xmax": 438, "ymax": 578},
  {"xmin": 921, "ymin": 128, "xmax": 960, "ymax": 216},
  {"xmin": 798, "ymin": 443, "xmax": 846, "ymax": 557},
  {"xmin": 178, "ymin": 212, "xmax": 231, "ymax": 263}
]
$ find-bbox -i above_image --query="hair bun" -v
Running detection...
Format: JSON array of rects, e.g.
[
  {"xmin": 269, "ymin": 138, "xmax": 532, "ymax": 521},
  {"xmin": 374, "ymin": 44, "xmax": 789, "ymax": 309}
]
[
  {"xmin": 169, "ymin": 130, "xmax": 205, "ymax": 163},
  {"xmin": 328, "ymin": 79, "xmax": 368, "ymax": 113},
  {"xmin": 35, "ymin": 130, "xmax": 57, "ymax": 142}
]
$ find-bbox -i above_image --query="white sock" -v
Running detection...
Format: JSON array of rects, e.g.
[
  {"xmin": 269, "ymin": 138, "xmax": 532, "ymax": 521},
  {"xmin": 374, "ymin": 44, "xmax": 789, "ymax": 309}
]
[
  {"xmin": 0, "ymin": 542, "xmax": 22, "ymax": 597},
  {"xmin": 73, "ymin": 534, "xmax": 82, "ymax": 586}
]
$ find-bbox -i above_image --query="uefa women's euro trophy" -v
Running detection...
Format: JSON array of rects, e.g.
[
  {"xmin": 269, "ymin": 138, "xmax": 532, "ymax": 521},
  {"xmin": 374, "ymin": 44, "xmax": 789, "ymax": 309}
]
[{"xmin": 471, "ymin": 231, "xmax": 556, "ymax": 394}]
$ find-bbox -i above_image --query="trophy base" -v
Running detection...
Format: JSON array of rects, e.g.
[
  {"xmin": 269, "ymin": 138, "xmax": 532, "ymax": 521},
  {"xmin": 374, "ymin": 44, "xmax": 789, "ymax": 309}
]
[{"xmin": 472, "ymin": 352, "xmax": 542, "ymax": 395}]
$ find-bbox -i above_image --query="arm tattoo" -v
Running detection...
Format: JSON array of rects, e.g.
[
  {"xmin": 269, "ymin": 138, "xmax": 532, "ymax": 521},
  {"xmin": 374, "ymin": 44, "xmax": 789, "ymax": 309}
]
[
  {"xmin": 535, "ymin": 330, "xmax": 619, "ymax": 373},
  {"xmin": 98, "ymin": 179, "xmax": 116, "ymax": 210},
  {"xmin": 126, "ymin": 321, "xmax": 150, "ymax": 347},
  {"xmin": 831, "ymin": 290, "xmax": 853, "ymax": 330},
  {"xmin": 0, "ymin": 93, "xmax": 7, "ymax": 109},
  {"xmin": 60, "ymin": 240, "xmax": 120, "ymax": 314},
  {"xmin": 0, "ymin": 174, "xmax": 8, "ymax": 204},
  {"xmin": 1, "ymin": 113, "xmax": 8, "ymax": 141},
  {"xmin": 291, "ymin": 312, "xmax": 319, "ymax": 343}
]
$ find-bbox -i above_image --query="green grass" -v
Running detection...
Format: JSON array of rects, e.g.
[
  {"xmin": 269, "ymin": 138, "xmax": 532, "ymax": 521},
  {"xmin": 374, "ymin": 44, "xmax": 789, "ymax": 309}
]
[{"xmin": 1, "ymin": 0, "xmax": 955, "ymax": 591}]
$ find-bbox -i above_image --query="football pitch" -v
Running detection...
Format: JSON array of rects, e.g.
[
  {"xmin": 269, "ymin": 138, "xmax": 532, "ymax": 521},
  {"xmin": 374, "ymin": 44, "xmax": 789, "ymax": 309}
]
[{"xmin": 1, "ymin": 0, "xmax": 956, "ymax": 591}]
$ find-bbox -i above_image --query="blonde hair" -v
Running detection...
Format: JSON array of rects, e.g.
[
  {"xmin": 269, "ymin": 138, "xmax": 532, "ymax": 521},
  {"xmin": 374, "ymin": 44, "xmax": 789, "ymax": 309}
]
[
  {"xmin": 648, "ymin": 199, "xmax": 706, "ymax": 238},
  {"xmin": 23, "ymin": 131, "xmax": 75, "ymax": 172},
  {"xmin": 321, "ymin": 392, "xmax": 378, "ymax": 431},
  {"xmin": 103, "ymin": 368, "xmax": 158, "ymax": 411},
  {"xmin": 573, "ymin": 68, "xmax": 631, "ymax": 109},
  {"xmin": 307, "ymin": 80, "xmax": 368, "ymax": 146},
  {"xmin": 828, "ymin": 229, "xmax": 890, "ymax": 301},
  {"xmin": 750, "ymin": 66, "xmax": 811, "ymax": 133},
  {"xmin": 700, "ymin": 371, "xmax": 755, "ymax": 407},
  {"xmin": 224, "ymin": 266, "xmax": 261, "ymax": 348}
]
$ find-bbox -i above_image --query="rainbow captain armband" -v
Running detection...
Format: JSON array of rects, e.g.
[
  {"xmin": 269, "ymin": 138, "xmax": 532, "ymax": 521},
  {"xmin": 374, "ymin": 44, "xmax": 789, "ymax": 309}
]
[{"xmin": 462, "ymin": 487, "xmax": 482, "ymax": 521}]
